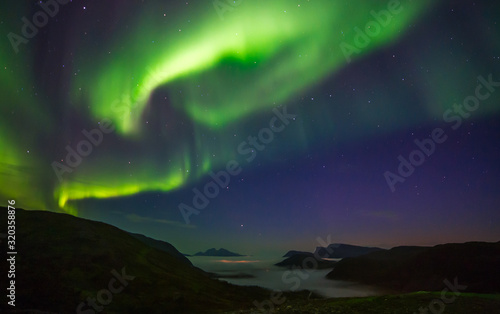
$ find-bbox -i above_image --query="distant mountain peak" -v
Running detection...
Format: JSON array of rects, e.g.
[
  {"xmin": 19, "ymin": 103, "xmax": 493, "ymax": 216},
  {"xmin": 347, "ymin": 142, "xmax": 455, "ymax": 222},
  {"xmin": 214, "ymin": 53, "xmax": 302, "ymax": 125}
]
[
  {"xmin": 282, "ymin": 244, "xmax": 385, "ymax": 260},
  {"xmin": 314, "ymin": 243, "xmax": 385, "ymax": 258},
  {"xmin": 283, "ymin": 250, "xmax": 309, "ymax": 257}
]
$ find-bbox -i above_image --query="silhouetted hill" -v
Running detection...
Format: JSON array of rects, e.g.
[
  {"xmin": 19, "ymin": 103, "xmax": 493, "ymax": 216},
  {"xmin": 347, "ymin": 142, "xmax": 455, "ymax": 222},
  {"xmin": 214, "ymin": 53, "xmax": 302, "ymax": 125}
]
[
  {"xmin": 194, "ymin": 248, "xmax": 243, "ymax": 256},
  {"xmin": 128, "ymin": 232, "xmax": 192, "ymax": 265},
  {"xmin": 326, "ymin": 242, "xmax": 500, "ymax": 293},
  {"xmin": 276, "ymin": 244, "xmax": 385, "ymax": 270},
  {"xmin": 0, "ymin": 207, "xmax": 270, "ymax": 313},
  {"xmin": 275, "ymin": 252, "xmax": 336, "ymax": 269},
  {"xmin": 282, "ymin": 250, "xmax": 309, "ymax": 257},
  {"xmin": 314, "ymin": 243, "xmax": 385, "ymax": 258}
]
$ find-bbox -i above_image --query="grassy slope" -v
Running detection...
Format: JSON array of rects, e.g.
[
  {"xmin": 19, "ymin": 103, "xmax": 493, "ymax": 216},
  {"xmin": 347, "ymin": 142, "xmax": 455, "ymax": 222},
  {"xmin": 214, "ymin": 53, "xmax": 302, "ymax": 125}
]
[
  {"xmin": 266, "ymin": 292, "xmax": 500, "ymax": 314},
  {"xmin": 0, "ymin": 208, "xmax": 270, "ymax": 313}
]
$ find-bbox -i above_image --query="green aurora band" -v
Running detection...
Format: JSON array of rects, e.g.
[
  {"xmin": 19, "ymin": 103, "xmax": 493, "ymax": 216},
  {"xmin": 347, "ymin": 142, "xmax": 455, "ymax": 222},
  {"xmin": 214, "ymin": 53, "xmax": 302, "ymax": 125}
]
[
  {"xmin": 77, "ymin": 0, "xmax": 434, "ymax": 133},
  {"xmin": 1, "ymin": 0, "xmax": 440, "ymax": 214}
]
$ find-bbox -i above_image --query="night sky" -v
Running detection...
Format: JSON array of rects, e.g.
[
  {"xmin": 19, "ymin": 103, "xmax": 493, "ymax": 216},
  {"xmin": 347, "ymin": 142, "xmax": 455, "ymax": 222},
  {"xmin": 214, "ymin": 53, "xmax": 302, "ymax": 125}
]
[{"xmin": 1, "ymin": 0, "xmax": 499, "ymax": 255}]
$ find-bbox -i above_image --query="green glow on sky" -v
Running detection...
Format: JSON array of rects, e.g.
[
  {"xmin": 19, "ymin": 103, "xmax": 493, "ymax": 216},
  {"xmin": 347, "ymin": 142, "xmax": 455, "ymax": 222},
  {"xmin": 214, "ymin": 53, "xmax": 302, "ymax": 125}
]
[
  {"xmin": 1, "ymin": 0, "xmax": 443, "ymax": 214},
  {"xmin": 75, "ymin": 0, "xmax": 433, "ymax": 133}
]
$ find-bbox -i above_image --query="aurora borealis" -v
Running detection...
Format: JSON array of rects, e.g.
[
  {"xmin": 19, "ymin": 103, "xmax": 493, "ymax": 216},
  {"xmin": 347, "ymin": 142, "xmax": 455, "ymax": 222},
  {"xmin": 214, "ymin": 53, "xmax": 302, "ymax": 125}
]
[{"xmin": 1, "ymin": 0, "xmax": 500, "ymax": 253}]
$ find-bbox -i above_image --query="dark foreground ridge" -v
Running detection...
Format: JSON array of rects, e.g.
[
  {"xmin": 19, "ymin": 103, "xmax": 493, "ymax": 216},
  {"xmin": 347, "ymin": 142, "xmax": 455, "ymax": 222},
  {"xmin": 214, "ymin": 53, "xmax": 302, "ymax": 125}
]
[
  {"xmin": 0, "ymin": 207, "xmax": 268, "ymax": 313},
  {"xmin": 327, "ymin": 242, "xmax": 500, "ymax": 293}
]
